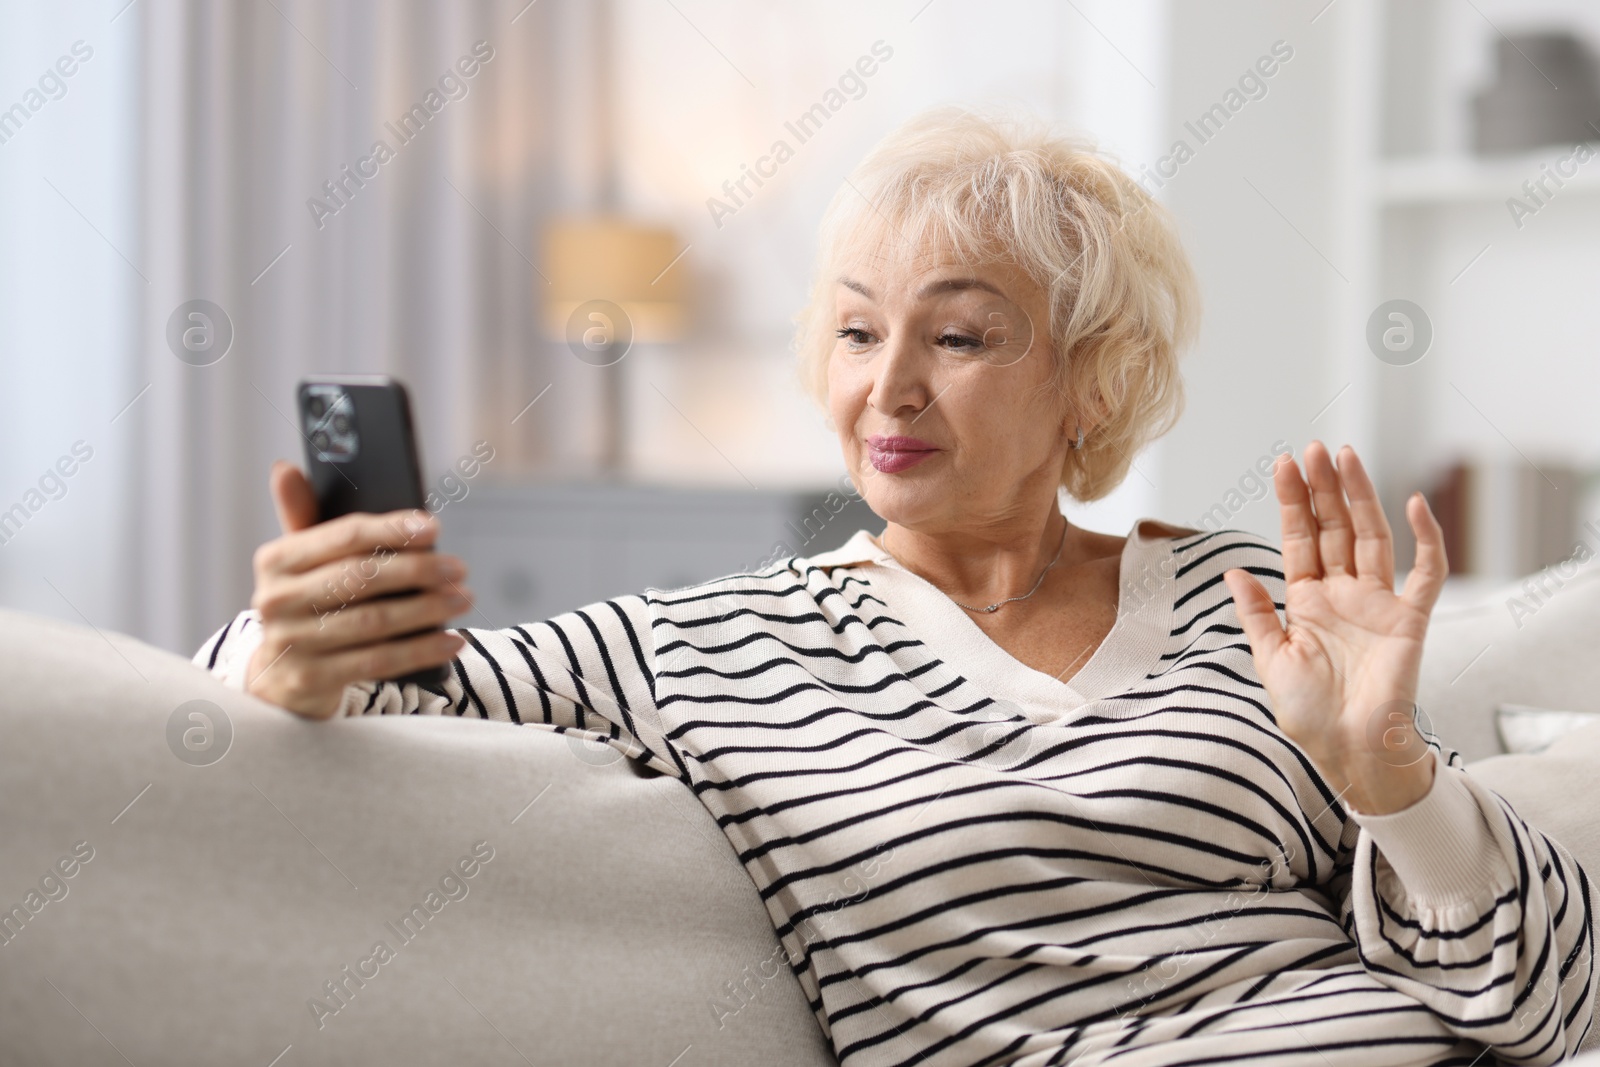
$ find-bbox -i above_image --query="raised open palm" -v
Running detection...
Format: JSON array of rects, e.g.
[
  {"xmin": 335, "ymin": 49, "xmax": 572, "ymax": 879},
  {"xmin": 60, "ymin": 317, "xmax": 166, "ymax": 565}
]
[{"xmin": 1221, "ymin": 441, "xmax": 1450, "ymax": 816}]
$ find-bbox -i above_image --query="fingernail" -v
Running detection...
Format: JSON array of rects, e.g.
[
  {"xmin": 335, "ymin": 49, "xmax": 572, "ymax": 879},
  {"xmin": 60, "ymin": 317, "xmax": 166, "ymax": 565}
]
[{"xmin": 441, "ymin": 558, "xmax": 467, "ymax": 579}]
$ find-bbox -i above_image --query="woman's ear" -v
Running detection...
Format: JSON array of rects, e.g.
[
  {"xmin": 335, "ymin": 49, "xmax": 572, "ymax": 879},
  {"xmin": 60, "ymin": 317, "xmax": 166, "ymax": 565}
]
[
  {"xmin": 1056, "ymin": 396, "xmax": 1084, "ymax": 443},
  {"xmin": 1061, "ymin": 383, "xmax": 1107, "ymax": 443}
]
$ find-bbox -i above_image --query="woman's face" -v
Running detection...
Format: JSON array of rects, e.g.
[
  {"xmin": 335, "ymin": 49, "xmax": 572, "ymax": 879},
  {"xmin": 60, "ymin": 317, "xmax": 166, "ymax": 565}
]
[{"xmin": 827, "ymin": 236, "xmax": 1073, "ymax": 533}]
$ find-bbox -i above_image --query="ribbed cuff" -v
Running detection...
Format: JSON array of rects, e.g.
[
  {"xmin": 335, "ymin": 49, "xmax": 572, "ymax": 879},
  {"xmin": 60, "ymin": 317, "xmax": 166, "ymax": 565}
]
[
  {"xmin": 1349, "ymin": 748, "xmax": 1505, "ymax": 906},
  {"xmin": 218, "ymin": 614, "xmax": 264, "ymax": 693},
  {"xmin": 336, "ymin": 684, "xmax": 372, "ymax": 718}
]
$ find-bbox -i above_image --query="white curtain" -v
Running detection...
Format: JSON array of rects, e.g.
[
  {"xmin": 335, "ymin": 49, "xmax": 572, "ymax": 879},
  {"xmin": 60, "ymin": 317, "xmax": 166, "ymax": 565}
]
[{"xmin": 126, "ymin": 0, "xmax": 573, "ymax": 654}]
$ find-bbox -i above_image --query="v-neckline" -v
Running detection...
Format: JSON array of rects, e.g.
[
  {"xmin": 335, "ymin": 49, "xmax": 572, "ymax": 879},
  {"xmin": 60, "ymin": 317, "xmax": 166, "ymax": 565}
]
[{"xmin": 819, "ymin": 517, "xmax": 1179, "ymax": 722}]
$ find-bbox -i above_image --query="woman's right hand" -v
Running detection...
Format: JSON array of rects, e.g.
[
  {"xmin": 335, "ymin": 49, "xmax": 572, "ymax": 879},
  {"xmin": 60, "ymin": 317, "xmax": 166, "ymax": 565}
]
[{"xmin": 244, "ymin": 460, "xmax": 472, "ymax": 719}]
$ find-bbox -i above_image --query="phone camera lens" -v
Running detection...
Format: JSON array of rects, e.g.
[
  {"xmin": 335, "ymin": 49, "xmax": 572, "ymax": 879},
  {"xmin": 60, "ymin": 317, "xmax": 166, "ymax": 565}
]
[
  {"xmin": 311, "ymin": 430, "xmax": 331, "ymax": 452},
  {"xmin": 308, "ymin": 396, "xmax": 327, "ymax": 418},
  {"xmin": 331, "ymin": 414, "xmax": 350, "ymax": 434}
]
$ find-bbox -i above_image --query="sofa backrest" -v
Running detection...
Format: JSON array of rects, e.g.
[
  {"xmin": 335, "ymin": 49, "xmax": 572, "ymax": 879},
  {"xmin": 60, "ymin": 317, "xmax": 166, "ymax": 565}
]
[{"xmin": 0, "ymin": 608, "xmax": 838, "ymax": 1067}]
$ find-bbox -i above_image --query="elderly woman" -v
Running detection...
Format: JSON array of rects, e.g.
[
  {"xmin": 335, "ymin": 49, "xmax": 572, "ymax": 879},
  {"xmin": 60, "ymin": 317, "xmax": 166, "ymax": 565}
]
[{"xmin": 199, "ymin": 108, "xmax": 1593, "ymax": 1067}]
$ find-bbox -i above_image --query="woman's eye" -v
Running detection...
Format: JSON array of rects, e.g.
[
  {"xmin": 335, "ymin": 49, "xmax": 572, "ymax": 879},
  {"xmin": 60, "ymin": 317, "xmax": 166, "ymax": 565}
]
[
  {"xmin": 836, "ymin": 327, "xmax": 875, "ymax": 348},
  {"xmin": 937, "ymin": 332, "xmax": 982, "ymax": 351}
]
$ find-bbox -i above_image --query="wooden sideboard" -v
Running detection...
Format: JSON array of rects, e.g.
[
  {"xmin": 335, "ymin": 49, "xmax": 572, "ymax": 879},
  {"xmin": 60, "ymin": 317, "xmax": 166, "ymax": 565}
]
[{"xmin": 437, "ymin": 481, "xmax": 881, "ymax": 628}]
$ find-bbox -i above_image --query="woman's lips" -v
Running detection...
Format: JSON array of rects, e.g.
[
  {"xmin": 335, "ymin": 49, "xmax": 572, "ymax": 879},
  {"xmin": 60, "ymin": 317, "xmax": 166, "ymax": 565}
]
[{"xmin": 866, "ymin": 434, "xmax": 939, "ymax": 473}]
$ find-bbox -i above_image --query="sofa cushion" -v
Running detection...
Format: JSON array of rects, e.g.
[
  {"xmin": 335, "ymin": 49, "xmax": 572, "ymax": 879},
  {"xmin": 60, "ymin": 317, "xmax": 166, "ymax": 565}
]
[
  {"xmin": 0, "ymin": 608, "xmax": 836, "ymax": 1067},
  {"xmin": 1495, "ymin": 703, "xmax": 1600, "ymax": 754},
  {"xmin": 1417, "ymin": 565, "xmax": 1600, "ymax": 763}
]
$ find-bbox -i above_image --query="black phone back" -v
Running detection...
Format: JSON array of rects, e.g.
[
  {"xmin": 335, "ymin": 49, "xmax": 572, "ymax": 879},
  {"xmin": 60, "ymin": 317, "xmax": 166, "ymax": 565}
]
[
  {"xmin": 297, "ymin": 377, "xmax": 427, "ymax": 519},
  {"xmin": 296, "ymin": 375, "xmax": 447, "ymax": 688}
]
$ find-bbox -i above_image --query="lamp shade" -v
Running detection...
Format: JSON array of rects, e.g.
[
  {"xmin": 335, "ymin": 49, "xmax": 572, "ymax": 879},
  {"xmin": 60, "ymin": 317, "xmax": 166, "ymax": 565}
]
[{"xmin": 542, "ymin": 217, "xmax": 686, "ymax": 343}]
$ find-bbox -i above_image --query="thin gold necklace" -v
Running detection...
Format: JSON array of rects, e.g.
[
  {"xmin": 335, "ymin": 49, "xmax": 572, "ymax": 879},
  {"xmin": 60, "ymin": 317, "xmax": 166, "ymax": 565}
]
[{"xmin": 883, "ymin": 516, "xmax": 1070, "ymax": 615}]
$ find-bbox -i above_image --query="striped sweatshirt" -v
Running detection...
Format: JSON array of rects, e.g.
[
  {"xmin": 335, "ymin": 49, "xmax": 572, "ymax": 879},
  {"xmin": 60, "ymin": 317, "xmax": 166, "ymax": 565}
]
[{"xmin": 198, "ymin": 519, "xmax": 1596, "ymax": 1067}]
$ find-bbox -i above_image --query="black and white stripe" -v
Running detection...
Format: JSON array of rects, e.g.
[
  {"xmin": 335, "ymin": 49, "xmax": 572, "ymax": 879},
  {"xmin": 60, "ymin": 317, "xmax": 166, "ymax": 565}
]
[{"xmin": 198, "ymin": 525, "xmax": 1594, "ymax": 1066}]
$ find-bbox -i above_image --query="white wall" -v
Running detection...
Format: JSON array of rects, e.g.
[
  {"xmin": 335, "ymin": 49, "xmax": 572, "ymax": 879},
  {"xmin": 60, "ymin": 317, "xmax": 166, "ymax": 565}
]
[{"xmin": 1153, "ymin": 1, "xmax": 1360, "ymax": 540}]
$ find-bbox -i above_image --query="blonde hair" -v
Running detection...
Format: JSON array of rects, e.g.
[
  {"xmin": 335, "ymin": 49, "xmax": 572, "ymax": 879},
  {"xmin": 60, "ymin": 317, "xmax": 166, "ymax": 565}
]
[{"xmin": 792, "ymin": 106, "xmax": 1200, "ymax": 504}]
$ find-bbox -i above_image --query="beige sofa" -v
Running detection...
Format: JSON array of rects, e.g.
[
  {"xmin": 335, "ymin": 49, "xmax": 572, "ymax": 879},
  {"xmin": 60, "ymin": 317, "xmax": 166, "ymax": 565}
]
[{"xmin": 2, "ymin": 561, "xmax": 1598, "ymax": 1066}]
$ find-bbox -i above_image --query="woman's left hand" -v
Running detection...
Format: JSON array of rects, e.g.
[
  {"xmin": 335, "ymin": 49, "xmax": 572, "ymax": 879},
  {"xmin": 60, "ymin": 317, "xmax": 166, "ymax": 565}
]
[{"xmin": 1222, "ymin": 441, "xmax": 1450, "ymax": 816}]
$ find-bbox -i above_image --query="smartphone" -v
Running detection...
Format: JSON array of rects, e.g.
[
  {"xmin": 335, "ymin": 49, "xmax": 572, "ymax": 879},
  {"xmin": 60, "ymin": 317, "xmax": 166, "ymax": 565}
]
[{"xmin": 296, "ymin": 375, "xmax": 450, "ymax": 687}]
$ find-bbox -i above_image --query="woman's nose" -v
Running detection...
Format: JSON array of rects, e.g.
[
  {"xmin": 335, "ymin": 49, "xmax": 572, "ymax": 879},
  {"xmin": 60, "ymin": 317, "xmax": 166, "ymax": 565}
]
[{"xmin": 867, "ymin": 332, "xmax": 928, "ymax": 415}]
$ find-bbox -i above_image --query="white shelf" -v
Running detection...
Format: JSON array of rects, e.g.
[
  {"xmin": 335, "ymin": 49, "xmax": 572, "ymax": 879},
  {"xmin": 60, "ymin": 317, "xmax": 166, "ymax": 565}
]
[{"xmin": 1379, "ymin": 146, "xmax": 1600, "ymax": 205}]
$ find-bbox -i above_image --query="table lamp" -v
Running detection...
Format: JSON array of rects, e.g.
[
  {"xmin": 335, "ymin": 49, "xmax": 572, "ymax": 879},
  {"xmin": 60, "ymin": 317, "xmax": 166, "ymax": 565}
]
[{"xmin": 543, "ymin": 217, "xmax": 686, "ymax": 475}]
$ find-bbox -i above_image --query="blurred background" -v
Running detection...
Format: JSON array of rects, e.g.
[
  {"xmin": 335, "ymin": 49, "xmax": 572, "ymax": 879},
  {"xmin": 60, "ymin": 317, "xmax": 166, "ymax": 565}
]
[{"xmin": 1, "ymin": 0, "xmax": 1597, "ymax": 657}]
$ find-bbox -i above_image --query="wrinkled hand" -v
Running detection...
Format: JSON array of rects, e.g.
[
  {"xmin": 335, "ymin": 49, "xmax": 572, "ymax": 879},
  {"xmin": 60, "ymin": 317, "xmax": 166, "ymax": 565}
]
[
  {"xmin": 244, "ymin": 461, "xmax": 471, "ymax": 719},
  {"xmin": 1222, "ymin": 441, "xmax": 1448, "ymax": 816}
]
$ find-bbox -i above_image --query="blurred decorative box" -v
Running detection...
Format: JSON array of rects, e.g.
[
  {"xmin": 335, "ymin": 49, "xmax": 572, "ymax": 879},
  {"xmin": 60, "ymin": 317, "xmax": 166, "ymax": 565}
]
[{"xmin": 1471, "ymin": 30, "xmax": 1600, "ymax": 155}]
